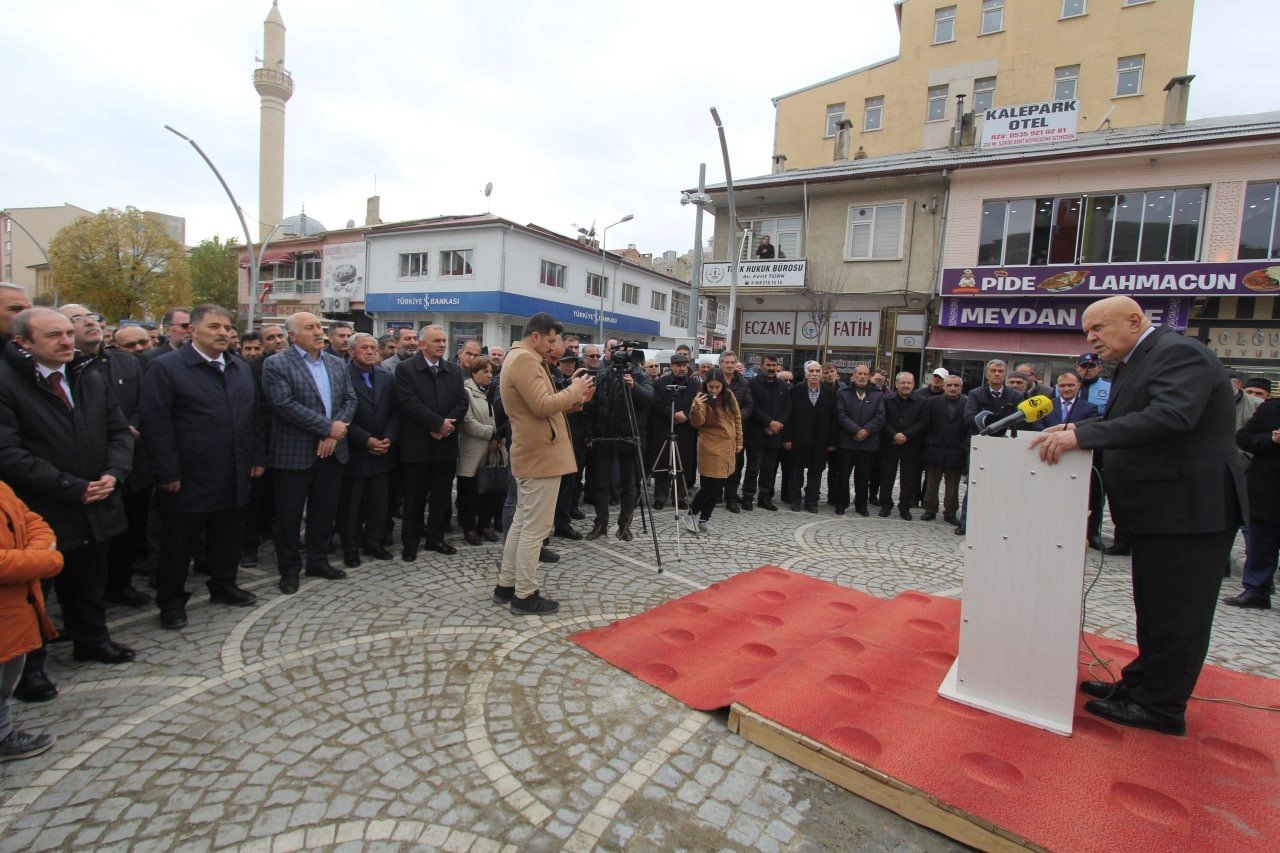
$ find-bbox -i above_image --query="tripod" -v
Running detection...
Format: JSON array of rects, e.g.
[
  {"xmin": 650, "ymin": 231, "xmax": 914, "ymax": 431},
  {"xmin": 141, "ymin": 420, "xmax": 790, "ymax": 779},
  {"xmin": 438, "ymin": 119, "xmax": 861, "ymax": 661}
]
[
  {"xmin": 649, "ymin": 395, "xmax": 690, "ymax": 562},
  {"xmin": 611, "ymin": 367, "xmax": 663, "ymax": 572}
]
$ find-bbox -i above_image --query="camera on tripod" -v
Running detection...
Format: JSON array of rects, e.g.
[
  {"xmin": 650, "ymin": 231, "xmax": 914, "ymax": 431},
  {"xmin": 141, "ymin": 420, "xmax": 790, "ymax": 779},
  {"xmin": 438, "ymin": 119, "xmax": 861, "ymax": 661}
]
[{"xmin": 610, "ymin": 339, "xmax": 644, "ymax": 372}]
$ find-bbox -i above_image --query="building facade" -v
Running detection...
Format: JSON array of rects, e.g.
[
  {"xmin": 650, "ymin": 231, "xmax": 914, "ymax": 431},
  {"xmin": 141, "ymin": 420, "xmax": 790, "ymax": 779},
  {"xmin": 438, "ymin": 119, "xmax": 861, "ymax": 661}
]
[
  {"xmin": 1, "ymin": 204, "xmax": 93, "ymax": 296},
  {"xmin": 772, "ymin": 0, "xmax": 1193, "ymax": 169}
]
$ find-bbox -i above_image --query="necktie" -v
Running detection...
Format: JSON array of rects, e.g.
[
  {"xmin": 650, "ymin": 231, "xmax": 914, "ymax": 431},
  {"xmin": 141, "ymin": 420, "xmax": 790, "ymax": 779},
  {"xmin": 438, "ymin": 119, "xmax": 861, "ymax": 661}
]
[
  {"xmin": 214, "ymin": 360, "xmax": 225, "ymax": 373},
  {"xmin": 47, "ymin": 371, "xmax": 72, "ymax": 410},
  {"xmin": 363, "ymin": 371, "xmax": 373, "ymax": 389},
  {"xmin": 1063, "ymin": 400, "xmax": 1073, "ymax": 422},
  {"xmin": 430, "ymin": 363, "xmax": 439, "ymax": 375}
]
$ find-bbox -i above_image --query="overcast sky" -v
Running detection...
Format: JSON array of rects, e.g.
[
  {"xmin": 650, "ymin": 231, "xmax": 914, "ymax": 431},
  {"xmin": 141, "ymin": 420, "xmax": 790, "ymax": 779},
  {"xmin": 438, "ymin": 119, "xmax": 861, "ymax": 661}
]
[{"xmin": 4, "ymin": 0, "xmax": 1276, "ymax": 256}]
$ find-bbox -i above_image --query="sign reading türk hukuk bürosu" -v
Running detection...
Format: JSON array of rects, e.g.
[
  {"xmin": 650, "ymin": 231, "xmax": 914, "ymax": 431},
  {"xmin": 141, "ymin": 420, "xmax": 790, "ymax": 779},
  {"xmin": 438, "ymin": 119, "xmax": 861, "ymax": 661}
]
[
  {"xmin": 979, "ymin": 99, "xmax": 1079, "ymax": 149},
  {"xmin": 941, "ymin": 262, "xmax": 1280, "ymax": 297}
]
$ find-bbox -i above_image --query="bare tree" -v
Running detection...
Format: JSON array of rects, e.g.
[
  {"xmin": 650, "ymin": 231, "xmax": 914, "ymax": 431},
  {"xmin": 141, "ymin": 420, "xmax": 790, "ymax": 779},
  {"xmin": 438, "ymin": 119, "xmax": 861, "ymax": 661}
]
[{"xmin": 802, "ymin": 270, "xmax": 845, "ymax": 364}]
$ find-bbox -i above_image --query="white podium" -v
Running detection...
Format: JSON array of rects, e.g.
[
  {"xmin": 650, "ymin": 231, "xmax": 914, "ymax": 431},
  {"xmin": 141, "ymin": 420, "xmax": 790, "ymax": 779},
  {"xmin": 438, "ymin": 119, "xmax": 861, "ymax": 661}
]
[{"xmin": 938, "ymin": 432, "xmax": 1091, "ymax": 735}]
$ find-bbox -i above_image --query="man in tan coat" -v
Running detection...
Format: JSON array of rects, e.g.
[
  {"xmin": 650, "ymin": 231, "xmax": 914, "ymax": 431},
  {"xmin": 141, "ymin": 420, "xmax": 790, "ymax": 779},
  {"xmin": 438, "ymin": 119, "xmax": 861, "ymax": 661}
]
[{"xmin": 496, "ymin": 313, "xmax": 593, "ymax": 614}]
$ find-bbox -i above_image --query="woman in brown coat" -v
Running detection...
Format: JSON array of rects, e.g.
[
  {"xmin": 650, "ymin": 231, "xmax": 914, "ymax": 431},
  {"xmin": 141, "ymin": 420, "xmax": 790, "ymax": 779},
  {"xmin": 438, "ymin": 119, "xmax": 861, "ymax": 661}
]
[
  {"xmin": 684, "ymin": 369, "xmax": 744, "ymax": 535},
  {"xmin": 0, "ymin": 480, "xmax": 62, "ymax": 762}
]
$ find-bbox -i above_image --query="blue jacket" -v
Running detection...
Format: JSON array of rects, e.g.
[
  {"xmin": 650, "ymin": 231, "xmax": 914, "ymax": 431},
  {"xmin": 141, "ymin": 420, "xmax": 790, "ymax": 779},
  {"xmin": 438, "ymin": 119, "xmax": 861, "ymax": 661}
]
[
  {"xmin": 1078, "ymin": 376, "xmax": 1112, "ymax": 414},
  {"xmin": 140, "ymin": 345, "xmax": 264, "ymax": 512}
]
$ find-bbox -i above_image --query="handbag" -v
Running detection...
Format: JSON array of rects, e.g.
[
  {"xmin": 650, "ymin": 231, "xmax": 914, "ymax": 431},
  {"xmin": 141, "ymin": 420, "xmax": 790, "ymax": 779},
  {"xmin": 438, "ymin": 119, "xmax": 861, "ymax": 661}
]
[{"xmin": 477, "ymin": 446, "xmax": 510, "ymax": 495}]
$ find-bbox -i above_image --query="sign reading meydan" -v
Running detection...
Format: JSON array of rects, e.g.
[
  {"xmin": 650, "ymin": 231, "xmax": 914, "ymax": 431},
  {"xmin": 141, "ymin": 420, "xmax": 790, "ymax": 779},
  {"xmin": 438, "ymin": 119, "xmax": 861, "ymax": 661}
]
[
  {"xmin": 941, "ymin": 262, "xmax": 1280, "ymax": 297},
  {"xmin": 980, "ymin": 99, "xmax": 1079, "ymax": 149},
  {"xmin": 702, "ymin": 260, "xmax": 806, "ymax": 288},
  {"xmin": 940, "ymin": 297, "xmax": 1188, "ymax": 331}
]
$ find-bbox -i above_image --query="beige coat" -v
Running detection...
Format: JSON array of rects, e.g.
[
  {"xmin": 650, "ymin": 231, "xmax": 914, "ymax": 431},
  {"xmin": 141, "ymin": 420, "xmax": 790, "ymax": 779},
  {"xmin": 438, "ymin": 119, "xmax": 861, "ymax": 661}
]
[
  {"xmin": 499, "ymin": 342, "xmax": 585, "ymax": 479},
  {"xmin": 691, "ymin": 393, "xmax": 743, "ymax": 479},
  {"xmin": 458, "ymin": 377, "xmax": 498, "ymax": 478}
]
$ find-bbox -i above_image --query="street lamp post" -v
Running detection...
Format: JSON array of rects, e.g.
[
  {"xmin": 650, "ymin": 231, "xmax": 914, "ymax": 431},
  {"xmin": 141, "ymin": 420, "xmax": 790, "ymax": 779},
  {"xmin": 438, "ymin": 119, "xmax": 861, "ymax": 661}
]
[
  {"xmin": 710, "ymin": 108, "xmax": 741, "ymax": 352},
  {"xmin": 164, "ymin": 125, "xmax": 263, "ymax": 327},
  {"xmin": 598, "ymin": 214, "xmax": 633, "ymax": 343},
  {"xmin": 0, "ymin": 209, "xmax": 54, "ymax": 304}
]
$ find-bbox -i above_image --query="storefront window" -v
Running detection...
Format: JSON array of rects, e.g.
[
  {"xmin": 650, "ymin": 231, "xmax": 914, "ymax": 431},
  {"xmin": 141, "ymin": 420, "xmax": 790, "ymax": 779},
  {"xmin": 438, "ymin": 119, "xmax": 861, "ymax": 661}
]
[
  {"xmin": 1079, "ymin": 196, "xmax": 1116, "ymax": 264},
  {"xmin": 1110, "ymin": 193, "xmax": 1144, "ymax": 262},
  {"xmin": 1048, "ymin": 197, "xmax": 1082, "ymax": 264},
  {"xmin": 1239, "ymin": 183, "xmax": 1280, "ymax": 260},
  {"xmin": 1168, "ymin": 188, "xmax": 1205, "ymax": 261},
  {"xmin": 1138, "ymin": 191, "xmax": 1173, "ymax": 261},
  {"xmin": 450, "ymin": 322, "xmax": 483, "ymax": 355}
]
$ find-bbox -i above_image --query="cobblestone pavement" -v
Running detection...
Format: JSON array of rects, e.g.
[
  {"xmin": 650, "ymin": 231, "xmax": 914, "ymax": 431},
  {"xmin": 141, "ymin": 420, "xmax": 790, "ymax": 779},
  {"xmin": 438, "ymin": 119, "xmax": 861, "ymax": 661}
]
[{"xmin": 1, "ymin": 484, "xmax": 1275, "ymax": 851}]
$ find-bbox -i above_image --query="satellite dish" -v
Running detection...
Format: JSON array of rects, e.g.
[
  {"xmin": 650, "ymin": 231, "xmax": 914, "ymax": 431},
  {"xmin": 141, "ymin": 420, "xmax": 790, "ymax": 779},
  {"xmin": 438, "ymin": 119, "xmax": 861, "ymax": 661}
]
[
  {"xmin": 346, "ymin": 219, "xmax": 355, "ymax": 229},
  {"xmin": 484, "ymin": 182, "xmax": 493, "ymax": 197}
]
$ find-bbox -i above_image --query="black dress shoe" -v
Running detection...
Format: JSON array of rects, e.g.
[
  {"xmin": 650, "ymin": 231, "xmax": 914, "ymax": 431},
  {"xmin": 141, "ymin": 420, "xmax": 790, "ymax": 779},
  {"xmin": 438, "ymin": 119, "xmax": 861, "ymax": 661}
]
[
  {"xmin": 401, "ymin": 546, "xmax": 418, "ymax": 563},
  {"xmin": 653, "ymin": 501, "xmax": 665, "ymax": 511},
  {"xmin": 868, "ymin": 498, "xmax": 881, "ymax": 507},
  {"xmin": 920, "ymin": 512, "xmax": 937, "ymax": 521},
  {"xmin": 834, "ymin": 507, "xmax": 846, "ymax": 516},
  {"xmin": 757, "ymin": 500, "xmax": 778, "ymax": 512},
  {"xmin": 464, "ymin": 530, "xmax": 483, "ymax": 547},
  {"xmin": 362, "ymin": 545, "xmax": 394, "ymax": 560},
  {"xmin": 344, "ymin": 551, "xmax": 362, "ymax": 568},
  {"xmin": 805, "ymin": 505, "xmax": 818, "ymax": 514},
  {"xmin": 73, "ymin": 639, "xmax": 136, "ymax": 665},
  {"xmin": 726, "ymin": 500, "xmax": 741, "ymax": 514},
  {"xmin": 104, "ymin": 586, "xmax": 151, "ymax": 607},
  {"xmin": 900, "ymin": 509, "xmax": 913, "ymax": 521},
  {"xmin": 943, "ymin": 514, "xmax": 959, "ymax": 526},
  {"xmin": 429, "ymin": 542, "xmax": 458, "ymax": 556},
  {"xmin": 1087, "ymin": 537, "xmax": 1104, "ymax": 551},
  {"xmin": 954, "ymin": 525, "xmax": 966, "ymax": 535},
  {"xmin": 1104, "ymin": 543, "xmax": 1131, "ymax": 556},
  {"xmin": 741, "ymin": 501, "xmax": 754, "ymax": 511},
  {"xmin": 1084, "ymin": 698, "xmax": 1185, "ymax": 736},
  {"xmin": 160, "ymin": 608, "xmax": 188, "ymax": 630},
  {"xmin": 209, "ymin": 585, "xmax": 258, "ymax": 607},
  {"xmin": 1223, "ymin": 590, "xmax": 1271, "ymax": 609},
  {"xmin": 306, "ymin": 564, "xmax": 348, "ymax": 579},
  {"xmin": 554, "ymin": 526, "xmax": 583, "ymax": 541},
  {"xmin": 878, "ymin": 508, "xmax": 892, "ymax": 518},
  {"xmin": 539, "ymin": 547, "xmax": 560, "ymax": 563},
  {"xmin": 616, "ymin": 525, "xmax": 634, "ymax": 542},
  {"xmin": 569, "ymin": 507, "xmax": 587, "ymax": 521},
  {"xmin": 480, "ymin": 528, "xmax": 500, "ymax": 543},
  {"xmin": 789, "ymin": 503, "xmax": 802, "ymax": 512},
  {"xmin": 13, "ymin": 665, "xmax": 57, "ymax": 703},
  {"xmin": 855, "ymin": 509, "xmax": 869, "ymax": 517},
  {"xmin": 279, "ymin": 574, "xmax": 300, "ymax": 594},
  {"xmin": 1080, "ymin": 680, "xmax": 1129, "ymax": 701}
]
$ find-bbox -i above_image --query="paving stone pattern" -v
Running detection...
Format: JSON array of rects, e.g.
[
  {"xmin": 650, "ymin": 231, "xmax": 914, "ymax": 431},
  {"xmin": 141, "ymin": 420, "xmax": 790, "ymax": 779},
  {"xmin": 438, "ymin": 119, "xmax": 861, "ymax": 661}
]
[{"xmin": 1, "ymin": 482, "xmax": 1274, "ymax": 851}]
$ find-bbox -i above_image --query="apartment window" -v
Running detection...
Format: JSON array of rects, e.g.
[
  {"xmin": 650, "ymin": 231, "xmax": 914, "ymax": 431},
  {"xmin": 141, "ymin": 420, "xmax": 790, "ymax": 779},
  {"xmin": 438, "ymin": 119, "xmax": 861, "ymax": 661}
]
[
  {"xmin": 399, "ymin": 252, "xmax": 429, "ymax": 278},
  {"xmin": 738, "ymin": 216, "xmax": 803, "ymax": 261},
  {"xmin": 621, "ymin": 282, "xmax": 640, "ymax": 305},
  {"xmin": 977, "ymin": 188, "xmax": 1206, "ymax": 267},
  {"xmin": 1054, "ymin": 65, "xmax": 1079, "ymax": 102},
  {"xmin": 714, "ymin": 302, "xmax": 728, "ymax": 327},
  {"xmin": 670, "ymin": 291, "xmax": 691, "ymax": 328},
  {"xmin": 3, "ymin": 265, "xmax": 10, "ymax": 280},
  {"xmin": 539, "ymin": 259, "xmax": 566, "ymax": 288},
  {"xmin": 1061, "ymin": 0, "xmax": 1086, "ymax": 17},
  {"xmin": 845, "ymin": 202, "xmax": 906, "ymax": 261},
  {"xmin": 586, "ymin": 272, "xmax": 608, "ymax": 298},
  {"xmin": 1240, "ymin": 183, "xmax": 1280, "ymax": 260},
  {"xmin": 926, "ymin": 85, "xmax": 948, "ymax": 122},
  {"xmin": 933, "ymin": 6, "xmax": 956, "ymax": 43},
  {"xmin": 2, "ymin": 240, "xmax": 10, "ymax": 255},
  {"xmin": 651, "ymin": 290, "xmax": 668, "ymax": 312},
  {"xmin": 824, "ymin": 103, "xmax": 845, "ymax": 137},
  {"xmin": 973, "ymin": 77, "xmax": 996, "ymax": 114},
  {"xmin": 1116, "ymin": 55, "xmax": 1144, "ymax": 97},
  {"xmin": 863, "ymin": 96, "xmax": 884, "ymax": 131},
  {"xmin": 980, "ymin": 0, "xmax": 1004, "ymax": 34},
  {"xmin": 440, "ymin": 249, "xmax": 474, "ymax": 277},
  {"xmin": 298, "ymin": 255, "xmax": 322, "ymax": 295}
]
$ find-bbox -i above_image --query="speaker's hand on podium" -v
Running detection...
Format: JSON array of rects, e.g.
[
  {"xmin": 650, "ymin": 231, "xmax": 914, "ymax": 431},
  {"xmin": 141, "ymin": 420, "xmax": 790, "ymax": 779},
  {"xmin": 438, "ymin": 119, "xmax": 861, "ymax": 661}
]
[{"xmin": 1028, "ymin": 426, "xmax": 1079, "ymax": 465}]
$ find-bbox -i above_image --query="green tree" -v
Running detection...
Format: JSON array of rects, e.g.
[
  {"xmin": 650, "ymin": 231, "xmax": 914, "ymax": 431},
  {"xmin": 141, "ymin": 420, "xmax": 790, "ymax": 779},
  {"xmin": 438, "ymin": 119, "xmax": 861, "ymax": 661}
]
[
  {"xmin": 47, "ymin": 206, "xmax": 192, "ymax": 323},
  {"xmin": 189, "ymin": 235, "xmax": 240, "ymax": 312}
]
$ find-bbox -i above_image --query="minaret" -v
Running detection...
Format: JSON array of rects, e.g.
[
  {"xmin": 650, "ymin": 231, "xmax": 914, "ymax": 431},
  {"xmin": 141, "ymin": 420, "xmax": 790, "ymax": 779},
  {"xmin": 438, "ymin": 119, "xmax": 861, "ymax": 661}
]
[{"xmin": 254, "ymin": 1, "xmax": 293, "ymax": 240}]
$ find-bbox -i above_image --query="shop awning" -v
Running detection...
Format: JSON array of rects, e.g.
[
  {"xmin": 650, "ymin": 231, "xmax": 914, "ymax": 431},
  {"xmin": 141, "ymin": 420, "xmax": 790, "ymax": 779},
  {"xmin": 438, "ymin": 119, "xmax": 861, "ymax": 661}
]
[
  {"xmin": 239, "ymin": 251, "xmax": 295, "ymax": 268},
  {"xmin": 927, "ymin": 328, "xmax": 1088, "ymax": 358}
]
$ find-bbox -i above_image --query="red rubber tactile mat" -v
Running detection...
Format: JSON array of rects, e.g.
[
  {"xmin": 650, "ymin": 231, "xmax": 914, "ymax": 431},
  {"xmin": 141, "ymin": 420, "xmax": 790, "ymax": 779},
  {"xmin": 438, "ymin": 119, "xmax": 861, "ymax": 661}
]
[{"xmin": 571, "ymin": 567, "xmax": 1280, "ymax": 851}]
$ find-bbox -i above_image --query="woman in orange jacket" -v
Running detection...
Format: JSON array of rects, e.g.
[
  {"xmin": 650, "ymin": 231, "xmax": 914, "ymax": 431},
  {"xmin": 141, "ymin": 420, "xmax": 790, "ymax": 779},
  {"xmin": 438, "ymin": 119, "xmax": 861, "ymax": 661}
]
[{"xmin": 0, "ymin": 480, "xmax": 63, "ymax": 762}]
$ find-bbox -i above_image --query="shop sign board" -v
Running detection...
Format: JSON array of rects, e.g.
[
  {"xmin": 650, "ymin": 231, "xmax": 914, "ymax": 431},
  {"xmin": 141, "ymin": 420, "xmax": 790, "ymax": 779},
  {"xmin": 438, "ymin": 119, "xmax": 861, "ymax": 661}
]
[
  {"xmin": 942, "ymin": 262, "xmax": 1279, "ymax": 298},
  {"xmin": 940, "ymin": 297, "xmax": 1188, "ymax": 331}
]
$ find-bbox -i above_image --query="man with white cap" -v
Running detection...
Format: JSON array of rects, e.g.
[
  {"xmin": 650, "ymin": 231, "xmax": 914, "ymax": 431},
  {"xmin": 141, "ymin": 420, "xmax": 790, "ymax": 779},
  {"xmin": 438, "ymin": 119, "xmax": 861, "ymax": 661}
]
[{"xmin": 915, "ymin": 367, "xmax": 949, "ymax": 401}]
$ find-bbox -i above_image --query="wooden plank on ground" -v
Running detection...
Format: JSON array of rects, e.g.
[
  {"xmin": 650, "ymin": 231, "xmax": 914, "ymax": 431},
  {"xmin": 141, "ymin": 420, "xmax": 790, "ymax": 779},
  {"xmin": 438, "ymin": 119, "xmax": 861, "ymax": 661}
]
[{"xmin": 728, "ymin": 704, "xmax": 1044, "ymax": 853}]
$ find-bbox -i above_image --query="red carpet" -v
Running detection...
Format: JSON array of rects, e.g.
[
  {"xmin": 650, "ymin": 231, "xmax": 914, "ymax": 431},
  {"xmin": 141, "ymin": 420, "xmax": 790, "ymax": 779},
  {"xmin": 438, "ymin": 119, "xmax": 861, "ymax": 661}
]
[{"xmin": 571, "ymin": 567, "xmax": 1280, "ymax": 851}]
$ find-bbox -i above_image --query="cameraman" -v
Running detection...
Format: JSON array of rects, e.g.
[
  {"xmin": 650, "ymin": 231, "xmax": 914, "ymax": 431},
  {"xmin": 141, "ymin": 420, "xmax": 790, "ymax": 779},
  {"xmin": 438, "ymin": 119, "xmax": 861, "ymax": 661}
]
[
  {"xmin": 652, "ymin": 353, "xmax": 701, "ymax": 510},
  {"xmin": 584, "ymin": 341, "xmax": 653, "ymax": 541}
]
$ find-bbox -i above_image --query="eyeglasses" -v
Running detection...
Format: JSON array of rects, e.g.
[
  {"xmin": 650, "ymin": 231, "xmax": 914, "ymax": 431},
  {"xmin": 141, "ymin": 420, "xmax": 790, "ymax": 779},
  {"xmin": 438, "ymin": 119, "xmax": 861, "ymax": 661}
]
[
  {"xmin": 118, "ymin": 340, "xmax": 148, "ymax": 350},
  {"xmin": 584, "ymin": 354, "xmax": 600, "ymax": 359},
  {"xmin": 69, "ymin": 313, "xmax": 103, "ymax": 324},
  {"xmin": 171, "ymin": 322, "xmax": 191, "ymax": 330}
]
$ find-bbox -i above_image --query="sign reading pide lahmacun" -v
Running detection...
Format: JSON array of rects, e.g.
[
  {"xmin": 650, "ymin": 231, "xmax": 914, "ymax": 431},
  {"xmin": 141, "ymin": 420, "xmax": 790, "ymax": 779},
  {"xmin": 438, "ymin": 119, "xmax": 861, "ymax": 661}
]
[{"xmin": 941, "ymin": 262, "xmax": 1280, "ymax": 297}]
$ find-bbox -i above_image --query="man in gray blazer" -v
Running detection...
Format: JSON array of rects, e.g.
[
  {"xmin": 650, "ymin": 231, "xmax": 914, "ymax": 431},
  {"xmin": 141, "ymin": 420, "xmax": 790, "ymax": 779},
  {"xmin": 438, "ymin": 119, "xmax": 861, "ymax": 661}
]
[{"xmin": 262, "ymin": 312, "xmax": 358, "ymax": 594}]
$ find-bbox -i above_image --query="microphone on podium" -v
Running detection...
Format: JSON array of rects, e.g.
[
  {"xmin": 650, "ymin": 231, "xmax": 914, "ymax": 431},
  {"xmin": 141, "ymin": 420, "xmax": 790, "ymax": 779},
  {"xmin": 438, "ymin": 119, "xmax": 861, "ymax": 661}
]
[{"xmin": 977, "ymin": 394, "xmax": 1054, "ymax": 435}]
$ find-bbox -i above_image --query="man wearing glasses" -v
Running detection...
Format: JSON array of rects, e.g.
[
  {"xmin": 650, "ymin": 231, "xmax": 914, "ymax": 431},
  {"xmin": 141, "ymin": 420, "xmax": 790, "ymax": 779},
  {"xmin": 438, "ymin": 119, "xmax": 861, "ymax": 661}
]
[
  {"xmin": 112, "ymin": 326, "xmax": 153, "ymax": 354},
  {"xmin": 60, "ymin": 306, "xmax": 153, "ymax": 609},
  {"xmin": 140, "ymin": 308, "xmax": 191, "ymax": 370}
]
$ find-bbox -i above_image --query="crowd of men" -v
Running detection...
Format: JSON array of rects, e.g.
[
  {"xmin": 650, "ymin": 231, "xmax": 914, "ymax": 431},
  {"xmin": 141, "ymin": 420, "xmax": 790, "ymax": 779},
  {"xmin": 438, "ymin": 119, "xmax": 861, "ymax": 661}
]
[{"xmin": 0, "ymin": 281, "xmax": 1274, "ymax": 756}]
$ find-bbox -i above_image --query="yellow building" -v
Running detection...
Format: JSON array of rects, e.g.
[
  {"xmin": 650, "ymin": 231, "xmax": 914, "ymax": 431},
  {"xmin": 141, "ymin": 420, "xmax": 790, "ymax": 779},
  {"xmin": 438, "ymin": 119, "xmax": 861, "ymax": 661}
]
[{"xmin": 772, "ymin": 0, "xmax": 1194, "ymax": 169}]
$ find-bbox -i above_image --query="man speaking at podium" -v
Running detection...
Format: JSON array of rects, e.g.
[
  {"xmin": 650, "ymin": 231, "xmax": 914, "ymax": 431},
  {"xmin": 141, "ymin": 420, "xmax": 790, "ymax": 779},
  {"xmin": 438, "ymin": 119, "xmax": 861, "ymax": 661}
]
[{"xmin": 1031, "ymin": 296, "xmax": 1245, "ymax": 736}]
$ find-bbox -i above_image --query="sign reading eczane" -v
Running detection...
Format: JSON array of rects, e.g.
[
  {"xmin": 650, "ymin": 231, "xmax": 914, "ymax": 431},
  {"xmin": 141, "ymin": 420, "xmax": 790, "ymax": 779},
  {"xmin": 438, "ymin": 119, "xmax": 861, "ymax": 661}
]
[{"xmin": 980, "ymin": 99, "xmax": 1079, "ymax": 149}]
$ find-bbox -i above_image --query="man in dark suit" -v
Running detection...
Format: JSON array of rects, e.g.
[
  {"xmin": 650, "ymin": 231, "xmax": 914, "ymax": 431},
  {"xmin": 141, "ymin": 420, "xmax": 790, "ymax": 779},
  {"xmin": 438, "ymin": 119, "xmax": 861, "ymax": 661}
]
[
  {"xmin": 140, "ymin": 305, "xmax": 265, "ymax": 628},
  {"xmin": 742, "ymin": 356, "xmax": 791, "ymax": 512},
  {"xmin": 262, "ymin": 312, "xmax": 358, "ymax": 594},
  {"xmin": 879, "ymin": 372, "xmax": 928, "ymax": 520},
  {"xmin": 1032, "ymin": 296, "xmax": 1246, "ymax": 736},
  {"xmin": 0, "ymin": 308, "xmax": 136, "ymax": 702},
  {"xmin": 783, "ymin": 362, "xmax": 836, "ymax": 512},
  {"xmin": 395, "ymin": 324, "xmax": 468, "ymax": 560},
  {"xmin": 324, "ymin": 321, "xmax": 353, "ymax": 362},
  {"xmin": 921, "ymin": 375, "xmax": 968, "ymax": 524},
  {"xmin": 339, "ymin": 333, "xmax": 398, "ymax": 567},
  {"xmin": 1036, "ymin": 371, "xmax": 1104, "ymax": 548},
  {"xmin": 1229, "ymin": 397, "xmax": 1280, "ymax": 609},
  {"xmin": 835, "ymin": 364, "xmax": 885, "ymax": 517},
  {"xmin": 652, "ymin": 353, "xmax": 701, "ymax": 510},
  {"xmin": 138, "ymin": 307, "xmax": 191, "ymax": 371},
  {"xmin": 956, "ymin": 359, "xmax": 1026, "ymax": 535}
]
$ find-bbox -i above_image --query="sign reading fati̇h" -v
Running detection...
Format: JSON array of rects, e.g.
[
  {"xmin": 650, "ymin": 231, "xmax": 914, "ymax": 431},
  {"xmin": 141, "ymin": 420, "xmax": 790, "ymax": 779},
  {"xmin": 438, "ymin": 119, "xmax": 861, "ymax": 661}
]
[
  {"xmin": 980, "ymin": 99, "xmax": 1079, "ymax": 149},
  {"xmin": 942, "ymin": 262, "xmax": 1280, "ymax": 297}
]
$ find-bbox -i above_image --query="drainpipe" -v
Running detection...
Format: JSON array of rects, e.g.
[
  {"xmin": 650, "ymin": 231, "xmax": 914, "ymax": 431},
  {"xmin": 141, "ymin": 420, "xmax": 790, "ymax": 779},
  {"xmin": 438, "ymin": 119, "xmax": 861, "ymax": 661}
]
[{"xmin": 921, "ymin": 169, "xmax": 951, "ymax": 370}]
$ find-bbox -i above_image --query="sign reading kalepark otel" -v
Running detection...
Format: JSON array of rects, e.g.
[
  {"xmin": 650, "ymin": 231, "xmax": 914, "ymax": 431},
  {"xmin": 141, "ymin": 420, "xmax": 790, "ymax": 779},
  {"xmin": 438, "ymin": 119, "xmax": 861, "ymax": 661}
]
[{"xmin": 941, "ymin": 262, "xmax": 1280, "ymax": 297}]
